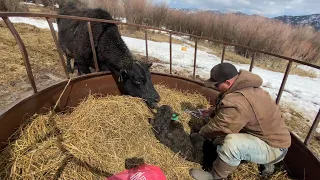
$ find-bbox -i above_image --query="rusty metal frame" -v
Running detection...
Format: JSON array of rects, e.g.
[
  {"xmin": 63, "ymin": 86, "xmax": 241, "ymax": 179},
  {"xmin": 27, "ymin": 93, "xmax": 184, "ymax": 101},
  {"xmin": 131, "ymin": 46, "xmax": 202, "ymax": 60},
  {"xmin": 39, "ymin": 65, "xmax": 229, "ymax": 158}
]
[
  {"xmin": 305, "ymin": 109, "xmax": 320, "ymax": 146},
  {"xmin": 169, "ymin": 32, "xmax": 172, "ymax": 74},
  {"xmin": 46, "ymin": 17, "xmax": 70, "ymax": 78},
  {"xmin": 249, "ymin": 52, "xmax": 256, "ymax": 72},
  {"xmin": 221, "ymin": 44, "xmax": 226, "ymax": 63},
  {"xmin": 276, "ymin": 61, "xmax": 293, "ymax": 104},
  {"xmin": 0, "ymin": 12, "xmax": 319, "ymax": 146},
  {"xmin": 87, "ymin": 21, "xmax": 99, "ymax": 72},
  {"xmin": 2, "ymin": 17, "xmax": 37, "ymax": 93},
  {"xmin": 193, "ymin": 38, "xmax": 198, "ymax": 79},
  {"xmin": 145, "ymin": 29, "xmax": 148, "ymax": 61}
]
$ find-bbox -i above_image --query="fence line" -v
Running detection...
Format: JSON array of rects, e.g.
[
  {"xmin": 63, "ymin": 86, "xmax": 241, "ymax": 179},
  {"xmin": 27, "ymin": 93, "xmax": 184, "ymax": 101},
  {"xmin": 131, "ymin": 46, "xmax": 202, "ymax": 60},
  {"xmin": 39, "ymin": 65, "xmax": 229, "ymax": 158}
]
[{"xmin": 0, "ymin": 12, "xmax": 319, "ymax": 146}]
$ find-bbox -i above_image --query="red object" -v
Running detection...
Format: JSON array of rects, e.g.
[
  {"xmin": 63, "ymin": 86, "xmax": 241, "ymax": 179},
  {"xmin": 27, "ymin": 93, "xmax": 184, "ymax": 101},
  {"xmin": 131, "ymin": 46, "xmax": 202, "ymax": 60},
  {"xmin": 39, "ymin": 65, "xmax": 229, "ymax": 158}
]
[{"xmin": 107, "ymin": 164, "xmax": 167, "ymax": 180}]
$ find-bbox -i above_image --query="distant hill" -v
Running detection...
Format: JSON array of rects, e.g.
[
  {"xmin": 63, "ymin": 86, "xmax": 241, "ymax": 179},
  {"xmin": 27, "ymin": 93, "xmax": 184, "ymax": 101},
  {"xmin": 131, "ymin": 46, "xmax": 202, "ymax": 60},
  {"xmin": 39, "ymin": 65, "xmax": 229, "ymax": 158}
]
[
  {"xmin": 171, "ymin": 7, "xmax": 246, "ymax": 16},
  {"xmin": 273, "ymin": 14, "xmax": 320, "ymax": 31},
  {"xmin": 173, "ymin": 8, "xmax": 320, "ymax": 31}
]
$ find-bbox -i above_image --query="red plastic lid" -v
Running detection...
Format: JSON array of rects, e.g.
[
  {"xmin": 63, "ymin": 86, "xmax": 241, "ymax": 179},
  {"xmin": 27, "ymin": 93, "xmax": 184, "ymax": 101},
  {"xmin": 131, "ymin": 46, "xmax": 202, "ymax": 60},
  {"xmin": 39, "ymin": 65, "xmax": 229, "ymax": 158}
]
[{"xmin": 107, "ymin": 164, "xmax": 167, "ymax": 180}]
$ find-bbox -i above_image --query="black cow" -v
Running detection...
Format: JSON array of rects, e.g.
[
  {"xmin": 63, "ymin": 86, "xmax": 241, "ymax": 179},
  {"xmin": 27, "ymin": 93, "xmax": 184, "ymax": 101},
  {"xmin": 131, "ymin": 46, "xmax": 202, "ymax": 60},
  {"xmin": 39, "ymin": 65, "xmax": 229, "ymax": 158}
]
[
  {"xmin": 149, "ymin": 105, "xmax": 219, "ymax": 170},
  {"xmin": 56, "ymin": 3, "xmax": 160, "ymax": 108}
]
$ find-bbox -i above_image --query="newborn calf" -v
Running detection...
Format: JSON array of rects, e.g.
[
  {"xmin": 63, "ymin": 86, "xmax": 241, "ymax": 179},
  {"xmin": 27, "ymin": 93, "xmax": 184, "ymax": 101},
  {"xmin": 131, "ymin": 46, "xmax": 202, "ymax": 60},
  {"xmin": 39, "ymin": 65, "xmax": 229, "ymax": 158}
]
[{"xmin": 149, "ymin": 105, "xmax": 202, "ymax": 163}]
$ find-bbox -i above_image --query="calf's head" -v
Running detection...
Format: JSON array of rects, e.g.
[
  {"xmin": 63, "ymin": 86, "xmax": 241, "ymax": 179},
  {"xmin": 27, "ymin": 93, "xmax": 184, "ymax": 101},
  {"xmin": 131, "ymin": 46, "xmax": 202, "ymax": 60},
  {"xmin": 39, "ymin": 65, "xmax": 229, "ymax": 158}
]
[
  {"xmin": 149, "ymin": 105, "xmax": 181, "ymax": 135},
  {"xmin": 118, "ymin": 61, "xmax": 160, "ymax": 108}
]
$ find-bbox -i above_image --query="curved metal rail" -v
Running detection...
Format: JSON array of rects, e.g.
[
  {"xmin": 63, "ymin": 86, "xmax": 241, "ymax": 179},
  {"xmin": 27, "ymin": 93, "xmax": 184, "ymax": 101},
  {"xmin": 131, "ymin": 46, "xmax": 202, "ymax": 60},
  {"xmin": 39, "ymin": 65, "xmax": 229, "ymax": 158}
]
[{"xmin": 0, "ymin": 12, "xmax": 319, "ymax": 146}]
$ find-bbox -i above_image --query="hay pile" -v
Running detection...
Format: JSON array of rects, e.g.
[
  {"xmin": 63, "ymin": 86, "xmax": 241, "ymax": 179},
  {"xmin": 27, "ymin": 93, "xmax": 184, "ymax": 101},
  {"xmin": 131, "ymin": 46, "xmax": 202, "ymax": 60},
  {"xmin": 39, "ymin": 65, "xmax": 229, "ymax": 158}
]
[
  {"xmin": 0, "ymin": 21, "xmax": 67, "ymax": 110},
  {"xmin": 0, "ymin": 84, "xmax": 291, "ymax": 180}
]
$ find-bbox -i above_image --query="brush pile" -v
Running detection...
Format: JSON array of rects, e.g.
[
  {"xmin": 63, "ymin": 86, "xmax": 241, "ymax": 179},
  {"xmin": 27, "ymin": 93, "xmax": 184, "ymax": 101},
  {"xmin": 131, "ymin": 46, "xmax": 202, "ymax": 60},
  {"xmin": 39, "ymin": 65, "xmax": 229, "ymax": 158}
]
[{"xmin": 0, "ymin": 84, "xmax": 291, "ymax": 179}]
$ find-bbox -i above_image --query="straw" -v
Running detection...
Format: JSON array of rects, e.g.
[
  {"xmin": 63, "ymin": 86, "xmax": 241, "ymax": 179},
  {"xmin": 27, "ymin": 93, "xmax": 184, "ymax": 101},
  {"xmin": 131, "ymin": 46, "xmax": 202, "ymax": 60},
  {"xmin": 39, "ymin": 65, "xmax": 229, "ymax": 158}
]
[{"xmin": 0, "ymin": 84, "xmax": 291, "ymax": 180}]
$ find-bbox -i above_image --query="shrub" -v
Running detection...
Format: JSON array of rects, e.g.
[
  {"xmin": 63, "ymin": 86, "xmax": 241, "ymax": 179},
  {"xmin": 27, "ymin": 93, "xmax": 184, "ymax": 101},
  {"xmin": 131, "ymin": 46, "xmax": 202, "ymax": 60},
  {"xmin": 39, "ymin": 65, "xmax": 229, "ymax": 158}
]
[{"xmin": 0, "ymin": 0, "xmax": 28, "ymax": 12}]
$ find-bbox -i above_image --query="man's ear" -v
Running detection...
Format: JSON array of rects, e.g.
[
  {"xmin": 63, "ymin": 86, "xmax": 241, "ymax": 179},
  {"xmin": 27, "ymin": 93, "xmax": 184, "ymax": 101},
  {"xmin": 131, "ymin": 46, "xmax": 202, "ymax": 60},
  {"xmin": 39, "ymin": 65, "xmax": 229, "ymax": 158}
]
[
  {"xmin": 225, "ymin": 80, "xmax": 233, "ymax": 88},
  {"xmin": 118, "ymin": 69, "xmax": 127, "ymax": 82}
]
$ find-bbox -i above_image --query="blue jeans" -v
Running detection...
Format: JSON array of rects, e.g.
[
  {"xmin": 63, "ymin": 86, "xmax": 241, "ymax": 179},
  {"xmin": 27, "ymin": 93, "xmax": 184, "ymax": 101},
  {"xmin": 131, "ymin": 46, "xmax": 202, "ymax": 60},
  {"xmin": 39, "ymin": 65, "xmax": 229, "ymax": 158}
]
[{"xmin": 216, "ymin": 133, "xmax": 288, "ymax": 166}]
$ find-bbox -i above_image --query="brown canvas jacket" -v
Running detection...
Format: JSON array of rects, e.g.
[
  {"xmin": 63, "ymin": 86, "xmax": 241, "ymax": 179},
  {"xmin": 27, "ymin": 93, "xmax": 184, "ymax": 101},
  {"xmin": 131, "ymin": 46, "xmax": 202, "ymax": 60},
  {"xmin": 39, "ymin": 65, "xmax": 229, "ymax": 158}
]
[{"xmin": 199, "ymin": 70, "xmax": 291, "ymax": 148}]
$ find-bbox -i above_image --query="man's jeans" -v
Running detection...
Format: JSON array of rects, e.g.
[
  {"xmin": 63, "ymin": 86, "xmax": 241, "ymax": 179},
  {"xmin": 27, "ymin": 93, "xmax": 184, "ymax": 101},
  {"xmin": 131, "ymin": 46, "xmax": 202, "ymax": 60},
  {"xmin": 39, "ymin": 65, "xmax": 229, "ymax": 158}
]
[{"xmin": 216, "ymin": 133, "xmax": 288, "ymax": 166}]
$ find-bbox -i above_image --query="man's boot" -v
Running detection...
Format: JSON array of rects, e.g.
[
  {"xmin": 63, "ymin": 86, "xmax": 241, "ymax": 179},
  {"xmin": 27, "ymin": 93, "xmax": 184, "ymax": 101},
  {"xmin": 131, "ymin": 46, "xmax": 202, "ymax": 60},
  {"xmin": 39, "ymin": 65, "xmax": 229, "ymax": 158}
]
[
  {"xmin": 189, "ymin": 169, "xmax": 215, "ymax": 180},
  {"xmin": 190, "ymin": 157, "xmax": 238, "ymax": 180}
]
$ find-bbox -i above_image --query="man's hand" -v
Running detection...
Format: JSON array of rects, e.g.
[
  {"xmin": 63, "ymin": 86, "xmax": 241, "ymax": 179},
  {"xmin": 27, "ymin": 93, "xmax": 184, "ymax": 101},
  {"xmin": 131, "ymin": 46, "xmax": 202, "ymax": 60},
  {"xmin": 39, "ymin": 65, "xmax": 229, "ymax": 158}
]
[{"xmin": 198, "ymin": 107, "xmax": 214, "ymax": 123}]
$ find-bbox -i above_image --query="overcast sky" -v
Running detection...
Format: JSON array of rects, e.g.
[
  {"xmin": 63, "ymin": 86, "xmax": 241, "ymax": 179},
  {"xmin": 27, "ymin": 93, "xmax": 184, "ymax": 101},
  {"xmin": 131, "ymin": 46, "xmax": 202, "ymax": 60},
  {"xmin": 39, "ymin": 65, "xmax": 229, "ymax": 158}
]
[{"xmin": 155, "ymin": 0, "xmax": 319, "ymax": 17}]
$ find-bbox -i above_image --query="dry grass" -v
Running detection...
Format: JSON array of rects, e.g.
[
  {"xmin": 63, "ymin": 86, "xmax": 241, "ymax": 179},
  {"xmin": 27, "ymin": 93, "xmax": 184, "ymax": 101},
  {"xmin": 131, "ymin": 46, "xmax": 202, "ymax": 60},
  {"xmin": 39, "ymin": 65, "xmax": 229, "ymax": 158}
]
[
  {"xmin": 107, "ymin": 0, "xmax": 320, "ymax": 64},
  {"xmin": 0, "ymin": 21, "xmax": 65, "ymax": 87},
  {"xmin": 229, "ymin": 162, "xmax": 290, "ymax": 180},
  {"xmin": 165, "ymin": 11, "xmax": 320, "ymax": 64},
  {"xmin": 119, "ymin": 25, "xmax": 183, "ymax": 44},
  {"xmin": 26, "ymin": 3, "xmax": 57, "ymax": 14},
  {"xmin": 0, "ymin": 21, "xmax": 66, "ymax": 109},
  {"xmin": 281, "ymin": 107, "xmax": 320, "ymax": 158},
  {"xmin": 0, "ymin": 0, "xmax": 28, "ymax": 12},
  {"xmin": 0, "ymin": 84, "xmax": 291, "ymax": 179}
]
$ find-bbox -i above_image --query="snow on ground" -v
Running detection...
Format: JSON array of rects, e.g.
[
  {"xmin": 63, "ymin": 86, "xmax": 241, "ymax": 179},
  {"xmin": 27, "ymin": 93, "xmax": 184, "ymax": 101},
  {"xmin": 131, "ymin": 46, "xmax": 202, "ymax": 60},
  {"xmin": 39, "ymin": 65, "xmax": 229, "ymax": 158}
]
[
  {"xmin": 114, "ymin": 17, "xmax": 127, "ymax": 23},
  {"xmin": 0, "ymin": 17, "xmax": 58, "ymax": 31},
  {"xmin": 20, "ymin": 2, "xmax": 44, "ymax": 7},
  {"xmin": 123, "ymin": 37, "xmax": 320, "ymax": 132},
  {"xmin": 1, "ymin": 17, "xmax": 319, "ymax": 132}
]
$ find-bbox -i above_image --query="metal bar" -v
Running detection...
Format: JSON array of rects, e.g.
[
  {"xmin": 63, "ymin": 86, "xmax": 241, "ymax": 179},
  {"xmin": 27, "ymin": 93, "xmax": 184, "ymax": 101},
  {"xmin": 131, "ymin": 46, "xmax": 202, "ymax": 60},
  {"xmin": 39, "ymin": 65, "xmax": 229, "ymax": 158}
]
[
  {"xmin": 0, "ymin": 12, "xmax": 320, "ymax": 70},
  {"xmin": 304, "ymin": 109, "xmax": 320, "ymax": 146},
  {"xmin": 170, "ymin": 32, "xmax": 172, "ymax": 74},
  {"xmin": 145, "ymin": 29, "xmax": 148, "ymax": 61},
  {"xmin": 221, "ymin": 45, "xmax": 226, "ymax": 63},
  {"xmin": 3, "ymin": 17, "xmax": 37, "ymax": 93},
  {"xmin": 3, "ymin": 12, "xmax": 320, "ymax": 153},
  {"xmin": 87, "ymin": 21, "xmax": 99, "ymax": 72},
  {"xmin": 276, "ymin": 61, "xmax": 293, "ymax": 104},
  {"xmin": 249, "ymin": 52, "xmax": 256, "ymax": 72},
  {"xmin": 193, "ymin": 38, "xmax": 198, "ymax": 79},
  {"xmin": 46, "ymin": 18, "xmax": 70, "ymax": 79}
]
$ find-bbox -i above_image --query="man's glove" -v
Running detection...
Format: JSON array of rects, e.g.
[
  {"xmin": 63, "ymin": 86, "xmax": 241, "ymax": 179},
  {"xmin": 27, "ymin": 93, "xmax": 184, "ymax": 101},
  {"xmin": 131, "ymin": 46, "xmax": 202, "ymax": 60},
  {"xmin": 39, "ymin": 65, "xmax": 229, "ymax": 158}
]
[
  {"xmin": 185, "ymin": 107, "xmax": 214, "ymax": 124},
  {"xmin": 197, "ymin": 108, "xmax": 211, "ymax": 123}
]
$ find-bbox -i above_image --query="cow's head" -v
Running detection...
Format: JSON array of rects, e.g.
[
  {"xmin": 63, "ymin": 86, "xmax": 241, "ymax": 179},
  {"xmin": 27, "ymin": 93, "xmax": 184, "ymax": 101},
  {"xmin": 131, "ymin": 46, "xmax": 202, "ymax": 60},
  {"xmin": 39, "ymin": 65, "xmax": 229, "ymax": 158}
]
[{"xmin": 118, "ymin": 61, "xmax": 160, "ymax": 108}]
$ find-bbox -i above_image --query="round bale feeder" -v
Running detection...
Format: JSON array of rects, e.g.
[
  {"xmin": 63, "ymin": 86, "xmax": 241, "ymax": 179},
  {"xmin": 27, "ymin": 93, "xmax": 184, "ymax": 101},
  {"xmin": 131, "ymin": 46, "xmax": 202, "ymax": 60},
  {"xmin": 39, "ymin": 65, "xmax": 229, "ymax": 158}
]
[{"xmin": 0, "ymin": 13, "xmax": 320, "ymax": 180}]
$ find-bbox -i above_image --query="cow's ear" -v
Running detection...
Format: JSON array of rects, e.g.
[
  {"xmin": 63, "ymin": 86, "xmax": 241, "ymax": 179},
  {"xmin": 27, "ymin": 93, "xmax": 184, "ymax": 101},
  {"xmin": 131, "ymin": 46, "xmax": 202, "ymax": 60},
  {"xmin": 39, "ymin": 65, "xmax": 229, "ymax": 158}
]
[
  {"xmin": 118, "ymin": 69, "xmax": 127, "ymax": 82},
  {"xmin": 144, "ymin": 62, "xmax": 153, "ymax": 69}
]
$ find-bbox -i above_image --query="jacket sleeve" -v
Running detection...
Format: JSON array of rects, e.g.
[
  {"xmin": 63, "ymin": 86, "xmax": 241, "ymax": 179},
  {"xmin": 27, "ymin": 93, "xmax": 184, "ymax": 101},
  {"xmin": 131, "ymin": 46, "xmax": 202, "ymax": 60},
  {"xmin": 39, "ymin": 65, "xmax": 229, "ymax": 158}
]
[{"xmin": 199, "ymin": 99, "xmax": 249, "ymax": 139}]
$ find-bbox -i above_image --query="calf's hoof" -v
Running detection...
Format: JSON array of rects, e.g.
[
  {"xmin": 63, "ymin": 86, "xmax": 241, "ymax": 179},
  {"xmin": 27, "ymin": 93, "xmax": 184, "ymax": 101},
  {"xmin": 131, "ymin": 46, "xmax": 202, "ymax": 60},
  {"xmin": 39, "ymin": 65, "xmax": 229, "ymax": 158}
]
[{"xmin": 259, "ymin": 164, "xmax": 275, "ymax": 176}]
